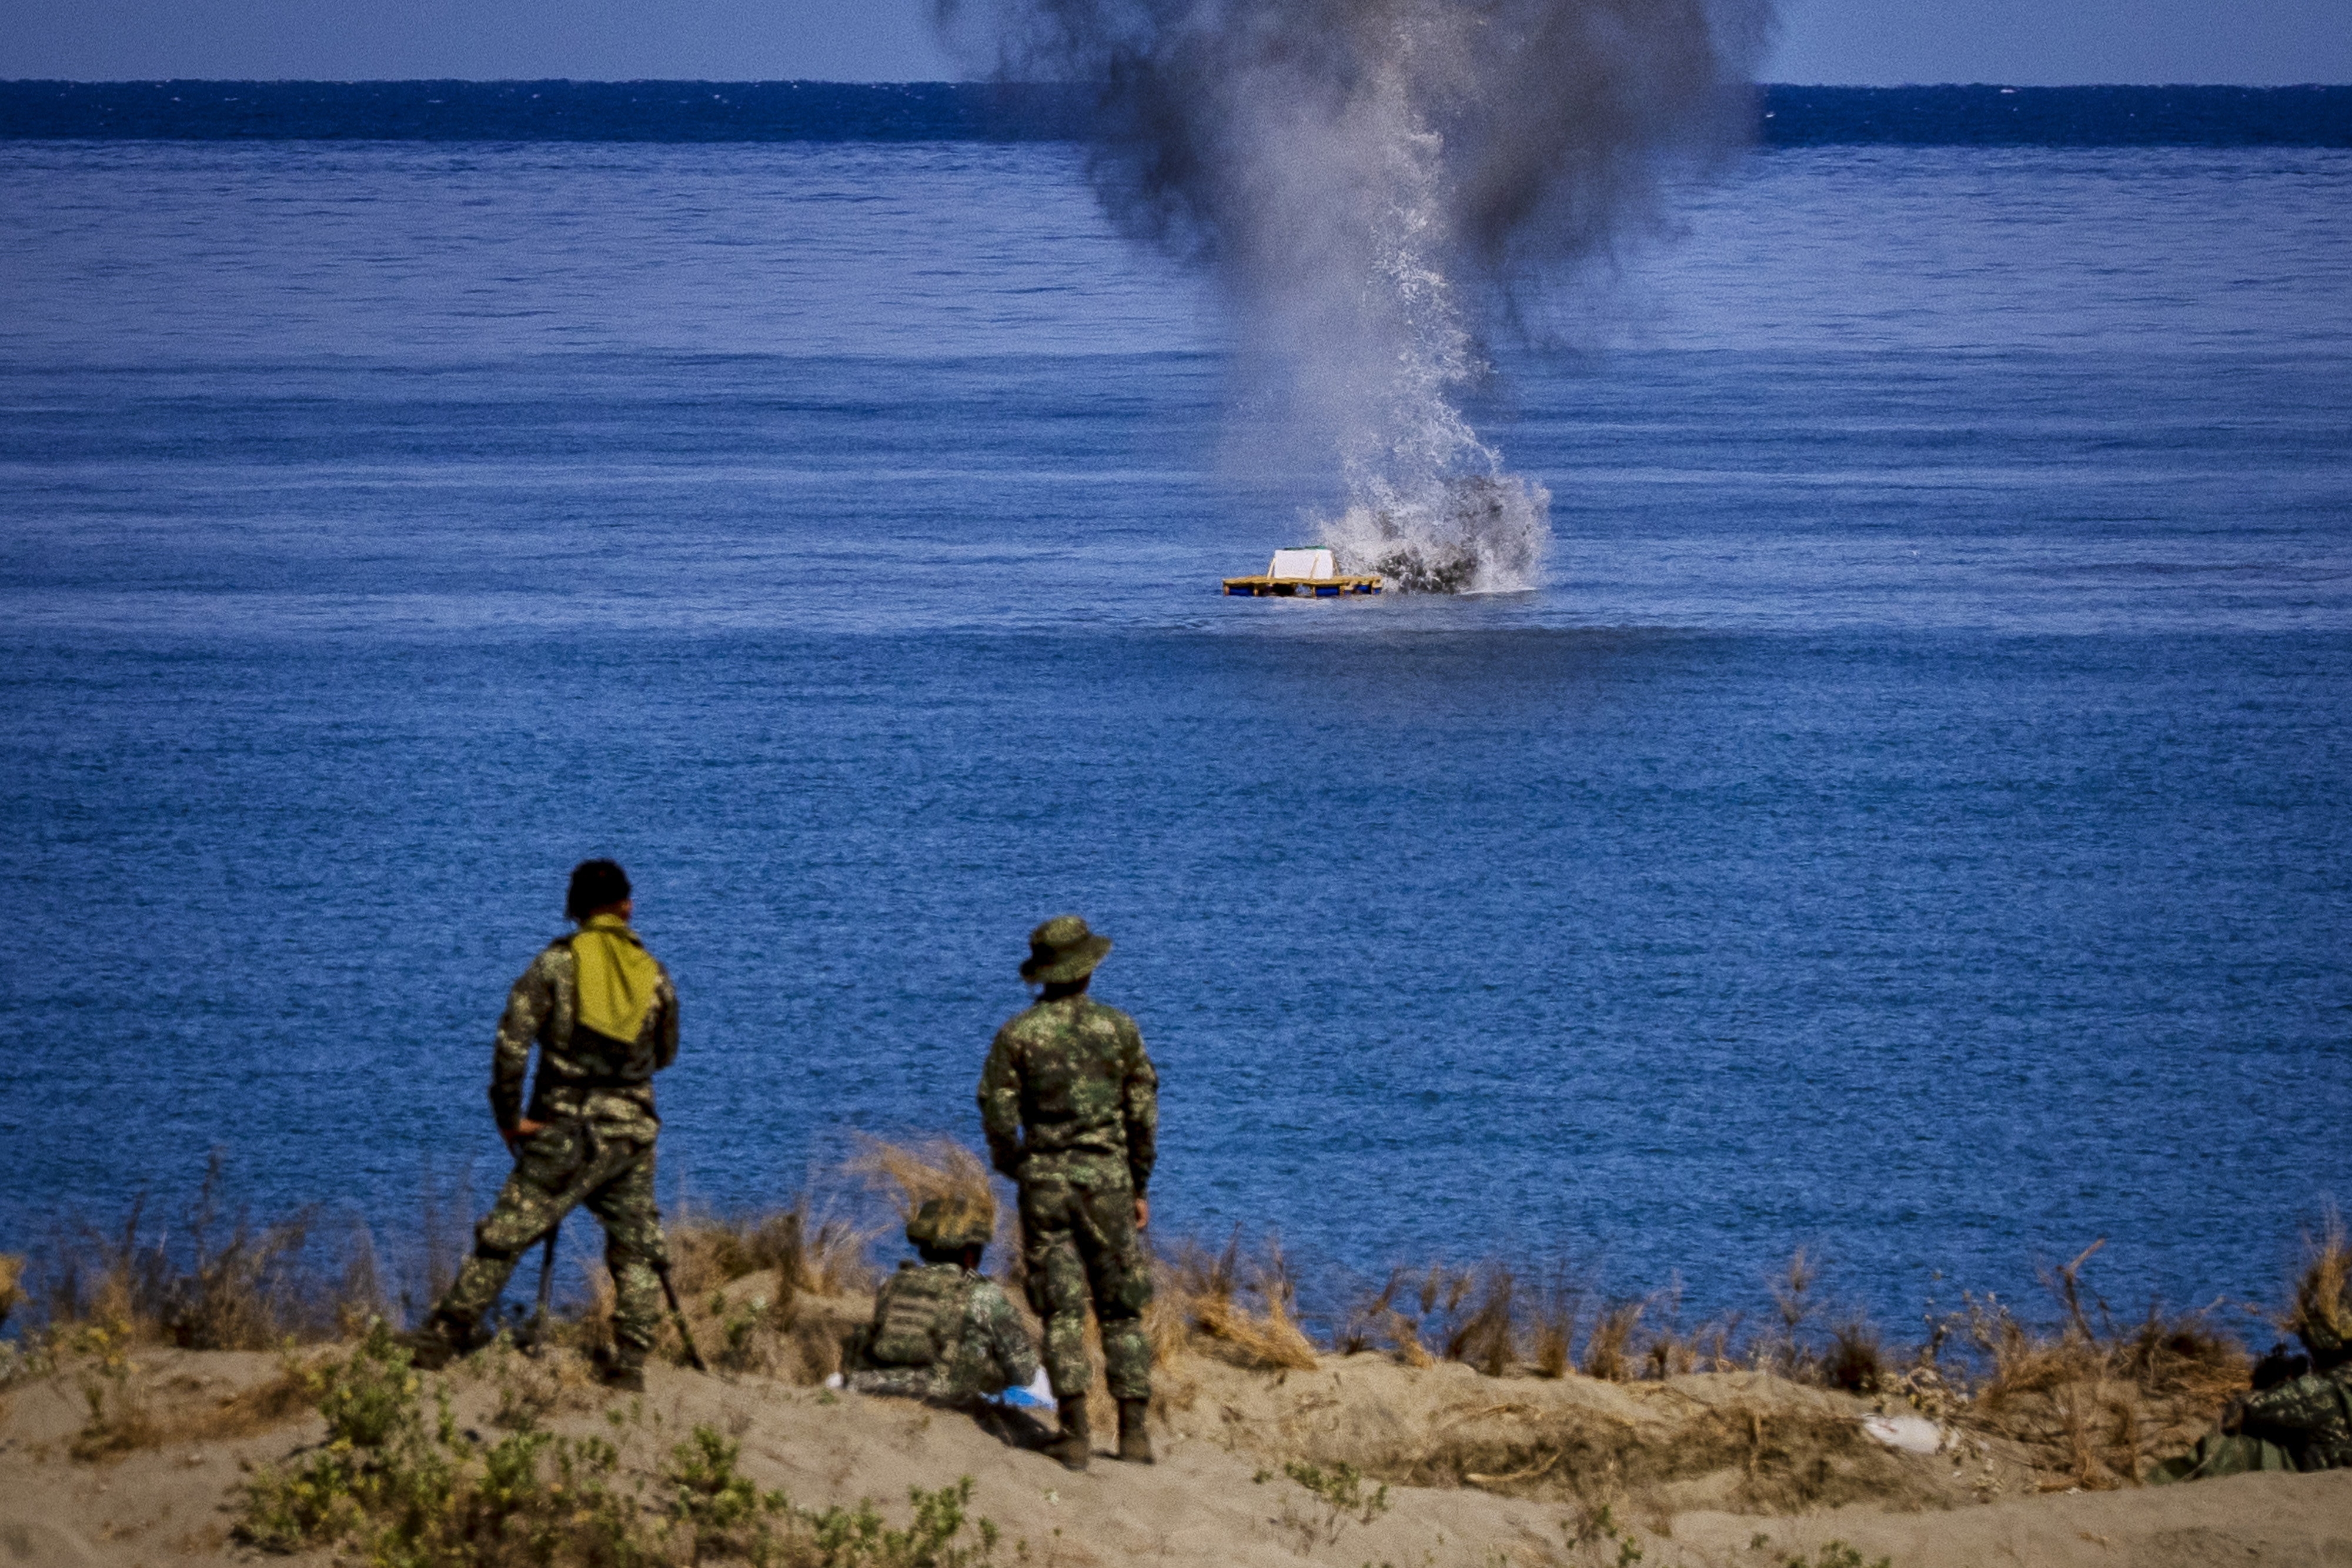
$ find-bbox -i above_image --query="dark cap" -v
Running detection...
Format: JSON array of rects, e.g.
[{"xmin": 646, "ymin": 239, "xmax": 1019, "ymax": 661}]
[{"xmin": 564, "ymin": 859, "xmax": 632, "ymax": 920}]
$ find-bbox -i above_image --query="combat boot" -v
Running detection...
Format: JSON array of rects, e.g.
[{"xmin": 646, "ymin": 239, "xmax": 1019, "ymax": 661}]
[
  {"xmin": 594, "ymin": 1342, "xmax": 647, "ymax": 1394},
  {"xmin": 1115, "ymin": 1397, "xmax": 1154, "ymax": 1464},
  {"xmin": 1043, "ymin": 1394, "xmax": 1091, "ymax": 1472},
  {"xmin": 395, "ymin": 1313, "xmax": 472, "ymax": 1372}
]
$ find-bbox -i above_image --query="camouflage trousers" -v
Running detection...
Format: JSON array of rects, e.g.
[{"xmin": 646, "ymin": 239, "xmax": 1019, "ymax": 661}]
[
  {"xmin": 2150, "ymin": 1365, "xmax": 2352, "ymax": 1483},
  {"xmin": 844, "ymin": 1366, "xmax": 1011, "ymax": 1408},
  {"xmin": 2146, "ymin": 1430, "xmax": 2298, "ymax": 1483},
  {"xmin": 436, "ymin": 1121, "xmax": 667, "ymax": 1356},
  {"xmin": 1018, "ymin": 1172, "xmax": 1151, "ymax": 1402}
]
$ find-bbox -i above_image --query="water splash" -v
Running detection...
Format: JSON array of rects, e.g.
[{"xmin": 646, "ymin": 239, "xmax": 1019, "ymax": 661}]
[{"xmin": 938, "ymin": 0, "xmax": 1772, "ymax": 592}]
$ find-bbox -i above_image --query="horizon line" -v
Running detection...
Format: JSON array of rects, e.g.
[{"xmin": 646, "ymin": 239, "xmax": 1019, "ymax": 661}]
[{"xmin": 6, "ymin": 77, "xmax": 2350, "ymax": 92}]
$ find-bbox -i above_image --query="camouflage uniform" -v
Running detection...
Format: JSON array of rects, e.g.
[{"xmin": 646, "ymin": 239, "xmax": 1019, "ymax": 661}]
[
  {"xmin": 845, "ymin": 1261, "xmax": 1040, "ymax": 1405},
  {"xmin": 432, "ymin": 930, "xmax": 680, "ymax": 1359},
  {"xmin": 978, "ymin": 994, "xmax": 1158, "ymax": 1402},
  {"xmin": 2241, "ymin": 1360, "xmax": 2352, "ymax": 1469},
  {"xmin": 2150, "ymin": 1351, "xmax": 2352, "ymax": 1482}
]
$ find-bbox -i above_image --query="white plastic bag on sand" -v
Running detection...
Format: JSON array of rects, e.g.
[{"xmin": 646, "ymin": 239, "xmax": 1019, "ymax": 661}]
[
  {"xmin": 1861, "ymin": 1413, "xmax": 1942, "ymax": 1453},
  {"xmin": 999, "ymin": 1368, "xmax": 1054, "ymax": 1409}
]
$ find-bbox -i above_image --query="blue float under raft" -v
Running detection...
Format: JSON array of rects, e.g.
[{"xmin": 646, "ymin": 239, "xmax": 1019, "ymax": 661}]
[{"xmin": 1222, "ymin": 547, "xmax": 1384, "ymax": 598}]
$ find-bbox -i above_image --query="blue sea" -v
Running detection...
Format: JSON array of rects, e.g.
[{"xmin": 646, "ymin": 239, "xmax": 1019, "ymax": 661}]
[{"xmin": 3, "ymin": 129, "xmax": 2349, "ymax": 1334}]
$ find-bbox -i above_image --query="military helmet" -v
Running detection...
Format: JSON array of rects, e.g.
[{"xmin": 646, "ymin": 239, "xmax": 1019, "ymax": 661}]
[
  {"xmin": 906, "ymin": 1195, "xmax": 994, "ymax": 1252},
  {"xmin": 1020, "ymin": 914, "xmax": 1112, "ymax": 984}
]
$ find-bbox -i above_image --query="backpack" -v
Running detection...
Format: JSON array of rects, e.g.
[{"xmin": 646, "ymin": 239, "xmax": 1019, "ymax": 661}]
[{"xmin": 866, "ymin": 1265, "xmax": 972, "ymax": 1368}]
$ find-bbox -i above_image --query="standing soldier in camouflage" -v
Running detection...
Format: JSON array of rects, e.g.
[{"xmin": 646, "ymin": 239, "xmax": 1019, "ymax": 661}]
[
  {"xmin": 843, "ymin": 1196, "xmax": 1040, "ymax": 1408},
  {"xmin": 977, "ymin": 915, "xmax": 1159, "ymax": 1470},
  {"xmin": 400, "ymin": 859, "xmax": 680, "ymax": 1392}
]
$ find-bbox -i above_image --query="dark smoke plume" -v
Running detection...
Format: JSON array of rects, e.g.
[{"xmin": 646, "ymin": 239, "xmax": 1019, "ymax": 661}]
[{"xmin": 938, "ymin": 0, "xmax": 1773, "ymax": 591}]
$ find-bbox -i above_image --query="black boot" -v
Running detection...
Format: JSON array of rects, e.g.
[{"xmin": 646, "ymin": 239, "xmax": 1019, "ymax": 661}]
[
  {"xmin": 394, "ymin": 1313, "xmax": 470, "ymax": 1372},
  {"xmin": 1115, "ymin": 1397, "xmax": 1154, "ymax": 1465},
  {"xmin": 594, "ymin": 1341, "xmax": 647, "ymax": 1394},
  {"xmin": 1044, "ymin": 1394, "xmax": 1090, "ymax": 1472}
]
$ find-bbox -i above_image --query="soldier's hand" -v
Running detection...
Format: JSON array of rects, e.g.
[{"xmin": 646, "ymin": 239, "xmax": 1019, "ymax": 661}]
[
  {"xmin": 1135, "ymin": 1195, "xmax": 1150, "ymax": 1231},
  {"xmin": 504, "ymin": 1118, "xmax": 549, "ymax": 1149}
]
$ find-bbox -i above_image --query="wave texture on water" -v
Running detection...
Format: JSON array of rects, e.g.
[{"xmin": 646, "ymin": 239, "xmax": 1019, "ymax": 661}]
[{"xmin": 0, "ymin": 141, "xmax": 2347, "ymax": 1329}]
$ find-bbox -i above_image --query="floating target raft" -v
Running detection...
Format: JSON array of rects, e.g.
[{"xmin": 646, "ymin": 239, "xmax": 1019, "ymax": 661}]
[{"xmin": 1222, "ymin": 547, "xmax": 1384, "ymax": 598}]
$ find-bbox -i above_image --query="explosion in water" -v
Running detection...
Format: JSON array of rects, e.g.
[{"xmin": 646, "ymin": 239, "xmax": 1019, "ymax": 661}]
[{"xmin": 939, "ymin": 0, "xmax": 1772, "ymax": 592}]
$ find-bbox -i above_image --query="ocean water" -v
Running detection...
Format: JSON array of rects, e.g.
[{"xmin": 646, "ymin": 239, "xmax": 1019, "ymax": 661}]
[{"xmin": 3, "ymin": 139, "xmax": 2348, "ymax": 1332}]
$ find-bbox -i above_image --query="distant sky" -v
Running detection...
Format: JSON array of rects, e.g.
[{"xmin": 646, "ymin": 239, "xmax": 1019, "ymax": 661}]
[{"xmin": 1, "ymin": 0, "xmax": 2346, "ymax": 84}]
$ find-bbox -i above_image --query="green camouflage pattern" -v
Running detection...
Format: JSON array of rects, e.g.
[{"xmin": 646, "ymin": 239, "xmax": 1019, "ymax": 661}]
[
  {"xmin": 977, "ymin": 992, "xmax": 1159, "ymax": 1403},
  {"xmin": 867, "ymin": 1256, "xmax": 976, "ymax": 1365},
  {"xmin": 490, "ymin": 935, "xmax": 680, "ymax": 1138},
  {"xmin": 2241, "ymin": 1360, "xmax": 2352, "ymax": 1469},
  {"xmin": 2148, "ymin": 1360, "xmax": 2352, "ymax": 1483},
  {"xmin": 1018, "ymin": 1171, "xmax": 1153, "ymax": 1401},
  {"xmin": 2146, "ymin": 1430, "xmax": 2298, "ymax": 1483},
  {"xmin": 977, "ymin": 995, "xmax": 1157, "ymax": 1192},
  {"xmin": 433, "ymin": 930, "xmax": 679, "ymax": 1359},
  {"xmin": 846, "ymin": 1262, "xmax": 1039, "ymax": 1405},
  {"xmin": 436, "ymin": 1120, "xmax": 669, "ymax": 1355},
  {"xmin": 906, "ymin": 1195, "xmax": 995, "ymax": 1251}
]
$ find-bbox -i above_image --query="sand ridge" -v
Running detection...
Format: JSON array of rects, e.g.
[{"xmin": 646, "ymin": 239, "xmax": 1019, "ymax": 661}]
[{"xmin": 3, "ymin": 1326, "xmax": 2348, "ymax": 1568}]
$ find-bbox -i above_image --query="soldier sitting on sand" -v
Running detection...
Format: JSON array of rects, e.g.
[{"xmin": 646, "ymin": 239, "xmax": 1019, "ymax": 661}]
[
  {"xmin": 841, "ymin": 1196, "xmax": 1040, "ymax": 1409},
  {"xmin": 2150, "ymin": 1248, "xmax": 2352, "ymax": 1482}
]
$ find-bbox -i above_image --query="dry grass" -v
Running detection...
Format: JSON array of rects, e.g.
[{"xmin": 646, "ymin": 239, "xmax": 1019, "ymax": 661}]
[
  {"xmin": 1367, "ymin": 1392, "xmax": 1944, "ymax": 1516},
  {"xmin": 842, "ymin": 1134, "xmax": 997, "ymax": 1221},
  {"xmin": 1820, "ymin": 1318, "xmax": 1884, "ymax": 1393},
  {"xmin": 1154, "ymin": 1231, "xmax": 1319, "ymax": 1371},
  {"xmin": 1332, "ymin": 1270, "xmax": 1436, "ymax": 1367},
  {"xmin": 1623, "ymin": 1283, "xmax": 1745, "ymax": 1381},
  {"xmin": 190, "ymin": 1363, "xmax": 317, "ymax": 1438},
  {"xmin": 843, "ymin": 1133, "xmax": 1007, "ymax": 1281},
  {"xmin": 1582, "ymin": 1300, "xmax": 1643, "ymax": 1382},
  {"xmin": 1345, "ymin": 1262, "xmax": 1604, "ymax": 1379},
  {"xmin": 663, "ymin": 1191, "xmax": 881, "ymax": 1383},
  {"xmin": 1943, "ymin": 1241, "xmax": 2251, "ymax": 1487},
  {"xmin": 1438, "ymin": 1267, "xmax": 1518, "ymax": 1376},
  {"xmin": 1338, "ymin": 1262, "xmax": 1763, "ymax": 1385},
  {"xmin": 2286, "ymin": 1210, "xmax": 2351, "ymax": 1348},
  {"xmin": 669, "ymin": 1199, "xmax": 874, "ymax": 1299},
  {"xmin": 68, "ymin": 1379, "xmax": 167, "ymax": 1462},
  {"xmin": 69, "ymin": 1359, "xmax": 318, "ymax": 1463},
  {"xmin": 1526, "ymin": 1268, "xmax": 1582, "ymax": 1379},
  {"xmin": 410, "ymin": 1160, "xmax": 475, "ymax": 1320},
  {"xmin": 34, "ymin": 1155, "xmax": 380, "ymax": 1350},
  {"xmin": 11, "ymin": 1139, "xmax": 2310, "ymax": 1503}
]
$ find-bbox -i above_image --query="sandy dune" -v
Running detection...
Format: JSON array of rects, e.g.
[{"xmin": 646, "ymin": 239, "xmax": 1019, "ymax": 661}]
[{"xmin": 2, "ymin": 1336, "xmax": 2347, "ymax": 1567}]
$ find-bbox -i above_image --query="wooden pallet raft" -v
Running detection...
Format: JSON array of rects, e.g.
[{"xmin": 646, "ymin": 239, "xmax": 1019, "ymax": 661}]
[{"xmin": 1221, "ymin": 546, "xmax": 1384, "ymax": 597}]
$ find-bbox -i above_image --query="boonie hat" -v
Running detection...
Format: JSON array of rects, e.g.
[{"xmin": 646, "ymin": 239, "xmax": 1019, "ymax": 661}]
[
  {"xmin": 906, "ymin": 1195, "xmax": 994, "ymax": 1252},
  {"xmin": 1020, "ymin": 914, "xmax": 1112, "ymax": 984}
]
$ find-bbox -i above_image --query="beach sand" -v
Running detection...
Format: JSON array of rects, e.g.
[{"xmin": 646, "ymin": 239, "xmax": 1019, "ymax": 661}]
[{"xmin": 4, "ymin": 1299, "xmax": 2346, "ymax": 1568}]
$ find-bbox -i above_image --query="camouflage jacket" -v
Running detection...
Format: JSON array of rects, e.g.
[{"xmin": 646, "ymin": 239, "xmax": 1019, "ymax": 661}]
[
  {"xmin": 977, "ymin": 995, "xmax": 1157, "ymax": 1193},
  {"xmin": 846, "ymin": 1262, "xmax": 1038, "ymax": 1403},
  {"xmin": 489, "ymin": 934, "xmax": 680, "ymax": 1139},
  {"xmin": 2242, "ymin": 1359, "xmax": 2352, "ymax": 1470}
]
